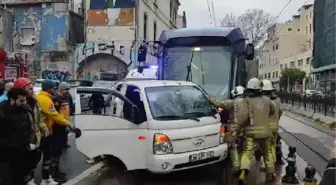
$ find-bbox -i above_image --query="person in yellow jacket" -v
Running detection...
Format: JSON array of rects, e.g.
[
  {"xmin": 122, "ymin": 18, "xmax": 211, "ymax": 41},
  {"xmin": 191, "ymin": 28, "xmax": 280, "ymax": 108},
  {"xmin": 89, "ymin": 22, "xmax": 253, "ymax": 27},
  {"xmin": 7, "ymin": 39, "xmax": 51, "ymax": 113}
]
[
  {"xmin": 37, "ymin": 80, "xmax": 71, "ymax": 184},
  {"xmin": 210, "ymin": 78, "xmax": 276, "ymax": 184},
  {"xmin": 262, "ymin": 79, "xmax": 284, "ymax": 165}
]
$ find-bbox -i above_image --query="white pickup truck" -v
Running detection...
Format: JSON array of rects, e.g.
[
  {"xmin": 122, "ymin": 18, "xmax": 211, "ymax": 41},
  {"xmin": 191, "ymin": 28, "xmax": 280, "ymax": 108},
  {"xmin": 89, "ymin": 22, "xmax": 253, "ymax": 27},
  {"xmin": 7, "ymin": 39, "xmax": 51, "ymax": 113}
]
[{"xmin": 74, "ymin": 80, "xmax": 228, "ymax": 177}]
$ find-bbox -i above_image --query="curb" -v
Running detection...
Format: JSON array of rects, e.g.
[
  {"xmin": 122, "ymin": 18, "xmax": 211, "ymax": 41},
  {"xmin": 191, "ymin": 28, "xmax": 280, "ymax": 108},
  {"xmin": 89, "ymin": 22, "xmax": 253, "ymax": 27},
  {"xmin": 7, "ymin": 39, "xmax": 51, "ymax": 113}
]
[
  {"xmin": 283, "ymin": 111, "xmax": 336, "ymax": 137},
  {"xmin": 64, "ymin": 162, "xmax": 105, "ymax": 185}
]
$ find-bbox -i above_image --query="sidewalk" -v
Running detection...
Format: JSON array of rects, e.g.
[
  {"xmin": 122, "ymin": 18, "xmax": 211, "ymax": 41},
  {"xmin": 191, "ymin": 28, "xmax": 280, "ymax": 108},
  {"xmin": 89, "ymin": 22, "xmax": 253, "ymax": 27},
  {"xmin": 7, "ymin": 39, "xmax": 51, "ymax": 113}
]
[{"xmin": 281, "ymin": 103, "xmax": 336, "ymax": 125}]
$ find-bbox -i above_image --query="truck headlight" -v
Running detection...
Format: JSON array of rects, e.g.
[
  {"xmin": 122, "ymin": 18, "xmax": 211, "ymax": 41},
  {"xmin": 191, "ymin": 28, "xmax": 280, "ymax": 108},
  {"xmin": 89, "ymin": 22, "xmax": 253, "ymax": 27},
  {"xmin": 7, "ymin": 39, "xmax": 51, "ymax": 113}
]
[
  {"xmin": 219, "ymin": 125, "xmax": 225, "ymax": 144},
  {"xmin": 153, "ymin": 133, "xmax": 173, "ymax": 155}
]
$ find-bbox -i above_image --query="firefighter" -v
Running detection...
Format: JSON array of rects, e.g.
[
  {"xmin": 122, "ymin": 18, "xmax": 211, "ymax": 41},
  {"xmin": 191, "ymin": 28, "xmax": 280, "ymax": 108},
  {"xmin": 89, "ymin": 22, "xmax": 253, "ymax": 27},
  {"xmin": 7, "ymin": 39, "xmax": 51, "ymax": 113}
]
[
  {"xmin": 235, "ymin": 78, "xmax": 276, "ymax": 184},
  {"xmin": 209, "ymin": 86, "xmax": 245, "ymax": 173},
  {"xmin": 37, "ymin": 80, "xmax": 71, "ymax": 184},
  {"xmin": 262, "ymin": 79, "xmax": 284, "ymax": 165},
  {"xmin": 229, "ymin": 86, "xmax": 245, "ymax": 172}
]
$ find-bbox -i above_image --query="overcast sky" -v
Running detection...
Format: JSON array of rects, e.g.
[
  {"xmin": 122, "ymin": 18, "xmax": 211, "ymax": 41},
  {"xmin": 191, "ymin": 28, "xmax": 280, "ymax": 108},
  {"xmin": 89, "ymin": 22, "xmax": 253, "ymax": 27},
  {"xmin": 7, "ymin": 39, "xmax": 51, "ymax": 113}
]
[{"xmin": 179, "ymin": 0, "xmax": 315, "ymax": 28}]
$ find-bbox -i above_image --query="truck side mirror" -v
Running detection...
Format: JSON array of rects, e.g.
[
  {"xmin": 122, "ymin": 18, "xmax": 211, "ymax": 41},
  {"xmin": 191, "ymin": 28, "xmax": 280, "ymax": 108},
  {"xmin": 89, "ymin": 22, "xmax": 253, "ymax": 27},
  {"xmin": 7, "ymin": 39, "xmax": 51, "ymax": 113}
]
[{"xmin": 245, "ymin": 43, "xmax": 255, "ymax": 60}]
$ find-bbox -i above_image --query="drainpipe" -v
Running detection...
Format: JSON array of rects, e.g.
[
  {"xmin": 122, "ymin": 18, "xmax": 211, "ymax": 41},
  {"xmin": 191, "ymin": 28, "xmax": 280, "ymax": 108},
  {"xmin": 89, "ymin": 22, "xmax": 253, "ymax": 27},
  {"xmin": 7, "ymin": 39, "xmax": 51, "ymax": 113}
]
[
  {"xmin": 83, "ymin": 0, "xmax": 87, "ymax": 79},
  {"xmin": 134, "ymin": 0, "xmax": 140, "ymax": 68}
]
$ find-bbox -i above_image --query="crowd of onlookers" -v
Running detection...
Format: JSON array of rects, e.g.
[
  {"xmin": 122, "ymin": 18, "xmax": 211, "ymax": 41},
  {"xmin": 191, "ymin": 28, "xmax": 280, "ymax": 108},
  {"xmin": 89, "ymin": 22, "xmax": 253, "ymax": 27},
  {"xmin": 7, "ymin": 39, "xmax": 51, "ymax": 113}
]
[{"xmin": 0, "ymin": 78, "xmax": 76, "ymax": 185}]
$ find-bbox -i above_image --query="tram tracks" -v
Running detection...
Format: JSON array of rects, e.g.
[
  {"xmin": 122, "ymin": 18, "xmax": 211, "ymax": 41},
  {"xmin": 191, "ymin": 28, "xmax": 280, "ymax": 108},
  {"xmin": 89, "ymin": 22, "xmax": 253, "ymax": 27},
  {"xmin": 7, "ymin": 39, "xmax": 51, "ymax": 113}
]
[{"xmin": 278, "ymin": 115, "xmax": 331, "ymax": 175}]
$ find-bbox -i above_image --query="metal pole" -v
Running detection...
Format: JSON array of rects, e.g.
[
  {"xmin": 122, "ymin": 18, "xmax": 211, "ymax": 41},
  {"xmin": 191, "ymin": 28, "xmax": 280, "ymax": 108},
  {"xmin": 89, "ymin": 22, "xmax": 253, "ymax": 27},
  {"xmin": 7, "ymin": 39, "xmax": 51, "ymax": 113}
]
[
  {"xmin": 83, "ymin": 0, "xmax": 87, "ymax": 80},
  {"xmin": 135, "ymin": 0, "xmax": 140, "ymax": 68}
]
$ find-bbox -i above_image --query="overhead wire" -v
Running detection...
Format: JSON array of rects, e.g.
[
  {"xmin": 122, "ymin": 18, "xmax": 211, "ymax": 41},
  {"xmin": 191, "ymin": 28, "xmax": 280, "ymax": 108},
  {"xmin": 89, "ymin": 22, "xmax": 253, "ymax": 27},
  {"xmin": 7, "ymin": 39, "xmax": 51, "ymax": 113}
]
[
  {"xmin": 256, "ymin": 0, "xmax": 294, "ymax": 45},
  {"xmin": 210, "ymin": 0, "xmax": 217, "ymax": 26},
  {"xmin": 273, "ymin": 0, "xmax": 310, "ymax": 36},
  {"xmin": 206, "ymin": 0, "xmax": 213, "ymax": 26}
]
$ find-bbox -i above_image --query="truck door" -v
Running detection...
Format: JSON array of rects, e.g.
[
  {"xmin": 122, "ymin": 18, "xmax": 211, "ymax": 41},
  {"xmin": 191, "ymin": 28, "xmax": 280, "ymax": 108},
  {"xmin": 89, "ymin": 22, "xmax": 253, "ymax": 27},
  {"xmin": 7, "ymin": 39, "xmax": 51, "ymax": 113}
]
[{"xmin": 74, "ymin": 87, "xmax": 148, "ymax": 170}]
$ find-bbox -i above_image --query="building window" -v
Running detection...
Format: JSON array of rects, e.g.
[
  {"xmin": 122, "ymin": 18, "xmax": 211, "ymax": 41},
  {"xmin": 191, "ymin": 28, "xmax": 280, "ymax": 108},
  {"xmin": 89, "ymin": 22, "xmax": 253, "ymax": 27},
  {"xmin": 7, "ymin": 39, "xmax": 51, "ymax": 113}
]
[
  {"xmin": 298, "ymin": 29, "xmax": 300, "ymax": 32},
  {"xmin": 305, "ymin": 26, "xmax": 308, "ymax": 35},
  {"xmin": 275, "ymin": 44, "xmax": 279, "ymax": 50},
  {"xmin": 306, "ymin": 57, "xmax": 310, "ymax": 65},
  {"xmin": 285, "ymin": 64, "xmax": 288, "ymax": 68},
  {"xmin": 260, "ymin": 75, "xmax": 263, "ymax": 79},
  {"xmin": 280, "ymin": 64, "xmax": 283, "ymax": 70},
  {"xmin": 306, "ymin": 15, "xmax": 308, "ymax": 20},
  {"xmin": 273, "ymin": 45, "xmax": 275, "ymax": 51},
  {"xmin": 290, "ymin": 61, "xmax": 295, "ymax": 68},
  {"xmin": 310, "ymin": 12, "xmax": 312, "ymax": 18},
  {"xmin": 309, "ymin": 24, "xmax": 312, "ymax": 33},
  {"xmin": 272, "ymin": 72, "xmax": 275, "ymax": 78},
  {"xmin": 153, "ymin": 21, "xmax": 157, "ymax": 40},
  {"xmin": 268, "ymin": 73, "xmax": 271, "ymax": 78},
  {"xmin": 276, "ymin": 71, "xmax": 278, "ymax": 78},
  {"xmin": 20, "ymin": 27, "xmax": 36, "ymax": 46},
  {"xmin": 264, "ymin": 74, "xmax": 267, "ymax": 79},
  {"xmin": 288, "ymin": 28, "xmax": 292, "ymax": 31},
  {"xmin": 143, "ymin": 13, "xmax": 148, "ymax": 40},
  {"xmin": 298, "ymin": 59, "xmax": 303, "ymax": 66}
]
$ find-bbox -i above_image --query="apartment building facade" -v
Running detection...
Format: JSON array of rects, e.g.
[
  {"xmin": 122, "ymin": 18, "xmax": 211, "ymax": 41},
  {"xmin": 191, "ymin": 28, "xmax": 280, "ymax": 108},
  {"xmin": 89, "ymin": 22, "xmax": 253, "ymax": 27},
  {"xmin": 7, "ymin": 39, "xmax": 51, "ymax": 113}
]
[
  {"xmin": 73, "ymin": 0, "xmax": 187, "ymax": 79},
  {"xmin": 0, "ymin": 0, "xmax": 84, "ymax": 80},
  {"xmin": 259, "ymin": 4, "xmax": 314, "ymax": 90}
]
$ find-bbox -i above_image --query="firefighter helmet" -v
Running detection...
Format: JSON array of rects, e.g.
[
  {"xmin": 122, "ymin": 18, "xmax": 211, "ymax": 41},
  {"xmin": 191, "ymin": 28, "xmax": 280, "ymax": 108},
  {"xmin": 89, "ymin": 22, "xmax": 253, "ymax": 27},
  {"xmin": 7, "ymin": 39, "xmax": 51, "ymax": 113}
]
[
  {"xmin": 231, "ymin": 86, "xmax": 245, "ymax": 98},
  {"xmin": 246, "ymin": 78, "xmax": 262, "ymax": 90},
  {"xmin": 262, "ymin": 79, "xmax": 273, "ymax": 91}
]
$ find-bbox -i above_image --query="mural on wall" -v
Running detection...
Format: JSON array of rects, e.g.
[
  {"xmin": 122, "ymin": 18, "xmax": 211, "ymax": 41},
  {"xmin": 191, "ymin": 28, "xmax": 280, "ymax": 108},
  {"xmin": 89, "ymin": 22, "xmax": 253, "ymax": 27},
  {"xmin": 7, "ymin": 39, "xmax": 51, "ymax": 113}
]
[
  {"xmin": 41, "ymin": 70, "xmax": 71, "ymax": 81},
  {"xmin": 87, "ymin": 0, "xmax": 135, "ymax": 26},
  {"xmin": 0, "ymin": 0, "xmax": 67, "ymax": 5}
]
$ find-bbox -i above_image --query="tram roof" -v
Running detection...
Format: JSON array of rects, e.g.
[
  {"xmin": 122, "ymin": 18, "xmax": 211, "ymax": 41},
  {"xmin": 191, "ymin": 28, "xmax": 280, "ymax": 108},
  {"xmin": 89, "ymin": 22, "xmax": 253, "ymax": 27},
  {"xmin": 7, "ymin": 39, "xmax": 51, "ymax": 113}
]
[{"xmin": 159, "ymin": 27, "xmax": 241, "ymax": 43}]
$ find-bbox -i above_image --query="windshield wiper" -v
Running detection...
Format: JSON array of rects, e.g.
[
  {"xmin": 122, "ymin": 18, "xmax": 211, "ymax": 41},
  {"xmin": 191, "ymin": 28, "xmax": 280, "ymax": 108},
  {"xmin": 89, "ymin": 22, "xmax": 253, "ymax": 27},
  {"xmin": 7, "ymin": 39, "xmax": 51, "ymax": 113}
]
[
  {"xmin": 154, "ymin": 115, "xmax": 182, "ymax": 120},
  {"xmin": 185, "ymin": 50, "xmax": 195, "ymax": 81},
  {"xmin": 185, "ymin": 111, "xmax": 217, "ymax": 120}
]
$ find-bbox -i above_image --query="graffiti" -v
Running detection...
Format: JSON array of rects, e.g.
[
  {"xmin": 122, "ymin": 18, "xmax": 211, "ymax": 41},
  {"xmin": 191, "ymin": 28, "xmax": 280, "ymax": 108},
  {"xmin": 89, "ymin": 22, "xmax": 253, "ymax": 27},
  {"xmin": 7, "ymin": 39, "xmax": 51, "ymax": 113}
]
[
  {"xmin": 41, "ymin": 70, "xmax": 71, "ymax": 81},
  {"xmin": 86, "ymin": 0, "xmax": 135, "ymax": 26},
  {"xmin": 76, "ymin": 41, "xmax": 135, "ymax": 68}
]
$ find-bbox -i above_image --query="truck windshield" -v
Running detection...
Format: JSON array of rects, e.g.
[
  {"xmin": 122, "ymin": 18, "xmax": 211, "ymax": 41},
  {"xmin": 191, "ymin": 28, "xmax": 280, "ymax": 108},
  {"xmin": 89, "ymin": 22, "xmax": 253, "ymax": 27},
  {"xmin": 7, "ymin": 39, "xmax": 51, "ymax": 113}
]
[
  {"xmin": 145, "ymin": 86, "xmax": 215, "ymax": 121},
  {"xmin": 163, "ymin": 46, "xmax": 232, "ymax": 100}
]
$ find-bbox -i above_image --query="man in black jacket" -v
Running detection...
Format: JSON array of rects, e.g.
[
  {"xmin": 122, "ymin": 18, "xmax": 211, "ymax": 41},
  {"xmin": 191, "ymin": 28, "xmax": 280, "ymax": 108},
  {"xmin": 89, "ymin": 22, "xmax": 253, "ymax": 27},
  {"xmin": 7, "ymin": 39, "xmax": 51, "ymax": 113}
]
[
  {"xmin": 320, "ymin": 149, "xmax": 336, "ymax": 185},
  {"xmin": 0, "ymin": 87, "xmax": 36, "ymax": 185}
]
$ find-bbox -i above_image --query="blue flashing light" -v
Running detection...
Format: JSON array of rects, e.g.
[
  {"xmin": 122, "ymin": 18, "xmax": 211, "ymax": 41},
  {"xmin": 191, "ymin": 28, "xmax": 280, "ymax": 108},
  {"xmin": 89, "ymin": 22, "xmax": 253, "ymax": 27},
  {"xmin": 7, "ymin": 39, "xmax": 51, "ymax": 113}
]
[{"xmin": 150, "ymin": 65, "xmax": 158, "ymax": 69}]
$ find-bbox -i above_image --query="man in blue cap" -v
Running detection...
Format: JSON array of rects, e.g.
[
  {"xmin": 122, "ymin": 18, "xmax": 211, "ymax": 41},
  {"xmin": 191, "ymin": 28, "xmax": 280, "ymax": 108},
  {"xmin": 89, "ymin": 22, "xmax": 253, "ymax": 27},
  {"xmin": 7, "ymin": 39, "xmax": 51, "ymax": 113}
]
[{"xmin": 37, "ymin": 80, "xmax": 71, "ymax": 184}]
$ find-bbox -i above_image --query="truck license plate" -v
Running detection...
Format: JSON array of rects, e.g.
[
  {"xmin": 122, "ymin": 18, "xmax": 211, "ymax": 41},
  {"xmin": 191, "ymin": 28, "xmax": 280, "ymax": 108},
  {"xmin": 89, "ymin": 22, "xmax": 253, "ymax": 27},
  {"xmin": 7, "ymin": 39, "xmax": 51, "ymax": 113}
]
[{"xmin": 189, "ymin": 151, "xmax": 214, "ymax": 162}]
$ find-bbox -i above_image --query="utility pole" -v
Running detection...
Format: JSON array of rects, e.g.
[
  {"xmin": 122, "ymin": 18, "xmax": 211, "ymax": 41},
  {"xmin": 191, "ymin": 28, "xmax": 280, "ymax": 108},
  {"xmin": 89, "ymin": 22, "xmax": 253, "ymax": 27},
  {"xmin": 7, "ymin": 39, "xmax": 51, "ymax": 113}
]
[
  {"xmin": 83, "ymin": 0, "xmax": 87, "ymax": 80},
  {"xmin": 134, "ymin": 0, "xmax": 140, "ymax": 68}
]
